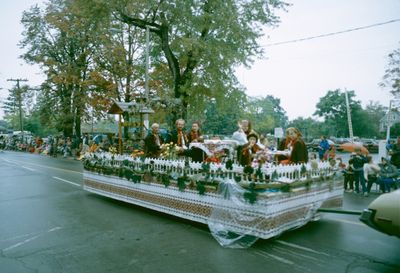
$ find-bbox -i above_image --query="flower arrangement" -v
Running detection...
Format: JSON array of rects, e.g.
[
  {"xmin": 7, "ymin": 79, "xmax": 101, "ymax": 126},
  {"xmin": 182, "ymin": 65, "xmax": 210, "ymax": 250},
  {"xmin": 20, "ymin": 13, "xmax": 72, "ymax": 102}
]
[
  {"xmin": 109, "ymin": 146, "xmax": 118, "ymax": 154},
  {"xmin": 159, "ymin": 142, "xmax": 178, "ymax": 160},
  {"xmin": 130, "ymin": 149, "xmax": 145, "ymax": 158},
  {"xmin": 204, "ymin": 149, "xmax": 226, "ymax": 164},
  {"xmin": 250, "ymin": 149, "xmax": 273, "ymax": 167}
]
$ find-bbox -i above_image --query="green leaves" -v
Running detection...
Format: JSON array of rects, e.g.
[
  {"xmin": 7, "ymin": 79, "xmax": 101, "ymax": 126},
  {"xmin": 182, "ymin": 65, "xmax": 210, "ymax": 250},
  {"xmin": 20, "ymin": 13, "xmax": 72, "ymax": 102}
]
[
  {"xmin": 243, "ymin": 182, "xmax": 257, "ymax": 204},
  {"xmin": 196, "ymin": 181, "xmax": 206, "ymax": 195},
  {"xmin": 177, "ymin": 176, "xmax": 187, "ymax": 191},
  {"xmin": 18, "ymin": 0, "xmax": 288, "ymax": 135},
  {"xmin": 381, "ymin": 47, "xmax": 400, "ymax": 94},
  {"xmin": 161, "ymin": 174, "xmax": 170, "ymax": 188},
  {"xmin": 225, "ymin": 159, "xmax": 233, "ymax": 170},
  {"xmin": 243, "ymin": 165, "xmax": 254, "ymax": 175}
]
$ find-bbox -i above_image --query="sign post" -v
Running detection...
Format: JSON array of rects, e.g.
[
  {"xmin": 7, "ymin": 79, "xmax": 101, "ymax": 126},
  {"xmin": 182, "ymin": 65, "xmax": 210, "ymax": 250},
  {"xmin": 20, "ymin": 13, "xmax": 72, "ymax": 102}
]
[{"xmin": 274, "ymin": 127, "xmax": 284, "ymax": 148}]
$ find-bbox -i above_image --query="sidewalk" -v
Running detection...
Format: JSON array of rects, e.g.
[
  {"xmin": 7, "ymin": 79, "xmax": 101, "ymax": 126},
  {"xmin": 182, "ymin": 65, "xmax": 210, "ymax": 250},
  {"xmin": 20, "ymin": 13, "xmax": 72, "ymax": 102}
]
[{"xmin": 342, "ymin": 191, "xmax": 381, "ymax": 211}]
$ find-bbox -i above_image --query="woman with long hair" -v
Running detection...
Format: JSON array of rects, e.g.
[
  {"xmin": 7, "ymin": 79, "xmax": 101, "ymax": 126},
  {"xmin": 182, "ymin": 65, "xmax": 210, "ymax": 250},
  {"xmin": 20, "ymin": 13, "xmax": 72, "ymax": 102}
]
[{"xmin": 281, "ymin": 127, "xmax": 308, "ymax": 164}]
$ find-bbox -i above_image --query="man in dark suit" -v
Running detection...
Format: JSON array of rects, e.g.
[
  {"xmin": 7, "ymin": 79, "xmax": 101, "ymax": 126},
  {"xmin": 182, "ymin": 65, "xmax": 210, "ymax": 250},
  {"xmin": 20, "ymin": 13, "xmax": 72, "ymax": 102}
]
[
  {"xmin": 144, "ymin": 123, "xmax": 164, "ymax": 158},
  {"xmin": 170, "ymin": 119, "xmax": 188, "ymax": 155}
]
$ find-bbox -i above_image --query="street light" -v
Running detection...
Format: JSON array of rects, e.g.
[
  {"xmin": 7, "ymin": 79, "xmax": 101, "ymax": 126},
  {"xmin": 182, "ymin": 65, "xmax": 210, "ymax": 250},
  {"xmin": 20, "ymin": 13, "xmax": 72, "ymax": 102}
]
[{"xmin": 344, "ymin": 90, "xmax": 353, "ymax": 141}]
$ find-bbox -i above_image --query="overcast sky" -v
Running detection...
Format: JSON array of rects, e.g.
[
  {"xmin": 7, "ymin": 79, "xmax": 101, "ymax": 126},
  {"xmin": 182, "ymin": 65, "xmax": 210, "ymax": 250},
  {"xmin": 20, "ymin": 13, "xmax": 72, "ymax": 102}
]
[
  {"xmin": 236, "ymin": 0, "xmax": 400, "ymax": 119},
  {"xmin": 1, "ymin": 0, "xmax": 399, "ymax": 120}
]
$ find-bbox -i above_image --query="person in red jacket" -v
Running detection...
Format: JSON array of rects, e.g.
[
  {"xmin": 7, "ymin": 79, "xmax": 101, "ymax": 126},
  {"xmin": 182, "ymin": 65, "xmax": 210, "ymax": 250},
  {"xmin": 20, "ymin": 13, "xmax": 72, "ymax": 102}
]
[{"xmin": 281, "ymin": 127, "xmax": 308, "ymax": 165}]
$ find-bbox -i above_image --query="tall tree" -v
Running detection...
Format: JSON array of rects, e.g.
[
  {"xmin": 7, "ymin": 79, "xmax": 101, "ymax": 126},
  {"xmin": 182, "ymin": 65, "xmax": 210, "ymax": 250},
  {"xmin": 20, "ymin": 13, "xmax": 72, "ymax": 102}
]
[
  {"xmin": 244, "ymin": 95, "xmax": 288, "ymax": 134},
  {"xmin": 380, "ymin": 45, "xmax": 400, "ymax": 97},
  {"xmin": 314, "ymin": 89, "xmax": 363, "ymax": 137},
  {"xmin": 362, "ymin": 101, "xmax": 386, "ymax": 138},
  {"xmin": 87, "ymin": 19, "xmax": 150, "ymax": 137},
  {"xmin": 115, "ymin": 0, "xmax": 287, "ymax": 119},
  {"xmin": 20, "ymin": 0, "xmax": 109, "ymax": 137},
  {"xmin": 287, "ymin": 117, "xmax": 324, "ymax": 140},
  {"xmin": 202, "ymin": 88, "xmax": 247, "ymax": 135}
]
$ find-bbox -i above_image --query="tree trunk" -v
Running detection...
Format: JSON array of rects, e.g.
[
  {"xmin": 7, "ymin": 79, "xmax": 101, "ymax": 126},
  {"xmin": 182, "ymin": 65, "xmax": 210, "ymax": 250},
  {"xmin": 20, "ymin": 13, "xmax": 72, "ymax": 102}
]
[{"xmin": 119, "ymin": 8, "xmax": 210, "ymax": 122}]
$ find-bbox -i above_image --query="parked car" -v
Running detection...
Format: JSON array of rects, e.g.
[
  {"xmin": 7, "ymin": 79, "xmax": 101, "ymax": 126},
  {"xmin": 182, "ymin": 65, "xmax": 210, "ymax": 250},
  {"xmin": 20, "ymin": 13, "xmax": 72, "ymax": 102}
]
[
  {"xmin": 331, "ymin": 138, "xmax": 352, "ymax": 152},
  {"xmin": 360, "ymin": 189, "xmax": 400, "ymax": 238},
  {"xmin": 306, "ymin": 139, "xmax": 321, "ymax": 152},
  {"xmin": 361, "ymin": 139, "xmax": 379, "ymax": 154}
]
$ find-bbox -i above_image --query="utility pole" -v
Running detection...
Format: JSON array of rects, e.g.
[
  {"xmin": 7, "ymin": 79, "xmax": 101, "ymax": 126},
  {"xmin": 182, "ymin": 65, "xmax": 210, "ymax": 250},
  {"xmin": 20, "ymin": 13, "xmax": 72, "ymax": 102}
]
[
  {"xmin": 7, "ymin": 78, "xmax": 28, "ymax": 142},
  {"xmin": 344, "ymin": 90, "xmax": 354, "ymax": 141},
  {"xmin": 386, "ymin": 100, "xmax": 392, "ymax": 141}
]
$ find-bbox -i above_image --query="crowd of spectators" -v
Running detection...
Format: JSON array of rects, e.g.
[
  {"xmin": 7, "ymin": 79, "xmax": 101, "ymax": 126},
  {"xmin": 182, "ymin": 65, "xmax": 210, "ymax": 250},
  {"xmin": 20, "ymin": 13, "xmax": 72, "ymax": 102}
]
[{"xmin": 0, "ymin": 133, "xmax": 114, "ymax": 159}]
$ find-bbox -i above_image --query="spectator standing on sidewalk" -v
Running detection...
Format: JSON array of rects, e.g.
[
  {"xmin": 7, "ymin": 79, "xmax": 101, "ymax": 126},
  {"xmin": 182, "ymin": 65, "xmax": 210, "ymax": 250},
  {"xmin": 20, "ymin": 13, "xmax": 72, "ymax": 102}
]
[
  {"xmin": 326, "ymin": 144, "xmax": 336, "ymax": 161},
  {"xmin": 348, "ymin": 147, "xmax": 368, "ymax": 196},
  {"xmin": 363, "ymin": 156, "xmax": 380, "ymax": 195},
  {"xmin": 344, "ymin": 155, "xmax": 355, "ymax": 192},
  {"xmin": 318, "ymin": 136, "xmax": 330, "ymax": 161}
]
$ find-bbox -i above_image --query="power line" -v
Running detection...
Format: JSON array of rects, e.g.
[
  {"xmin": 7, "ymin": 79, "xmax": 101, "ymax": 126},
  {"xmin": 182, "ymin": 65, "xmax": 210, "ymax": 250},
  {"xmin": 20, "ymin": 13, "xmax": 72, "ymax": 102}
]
[{"xmin": 262, "ymin": 18, "xmax": 400, "ymax": 48}]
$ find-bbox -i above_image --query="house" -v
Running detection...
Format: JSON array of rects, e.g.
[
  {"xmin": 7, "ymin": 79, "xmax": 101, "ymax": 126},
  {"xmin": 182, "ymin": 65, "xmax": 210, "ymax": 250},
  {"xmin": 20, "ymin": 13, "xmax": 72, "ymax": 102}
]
[{"xmin": 379, "ymin": 110, "xmax": 400, "ymax": 132}]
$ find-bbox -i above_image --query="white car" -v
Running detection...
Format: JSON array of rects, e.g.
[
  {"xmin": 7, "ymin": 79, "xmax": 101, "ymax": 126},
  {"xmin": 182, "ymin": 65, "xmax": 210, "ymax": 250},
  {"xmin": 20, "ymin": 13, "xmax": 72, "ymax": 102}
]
[{"xmin": 360, "ymin": 189, "xmax": 400, "ymax": 238}]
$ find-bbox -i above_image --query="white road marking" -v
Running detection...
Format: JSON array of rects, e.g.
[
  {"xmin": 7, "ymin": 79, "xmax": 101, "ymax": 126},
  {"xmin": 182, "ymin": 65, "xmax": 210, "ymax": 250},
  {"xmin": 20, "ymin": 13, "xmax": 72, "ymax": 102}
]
[
  {"xmin": 2, "ymin": 159, "xmax": 13, "ymax": 163},
  {"xmin": 0, "ymin": 231, "xmax": 38, "ymax": 243},
  {"xmin": 255, "ymin": 250, "xmax": 295, "ymax": 265},
  {"xmin": 328, "ymin": 218, "xmax": 366, "ymax": 227},
  {"xmin": 276, "ymin": 240, "xmax": 330, "ymax": 256},
  {"xmin": 273, "ymin": 245, "xmax": 320, "ymax": 261},
  {"xmin": 3, "ymin": 227, "xmax": 62, "ymax": 252},
  {"xmin": 2, "ymin": 158, "xmax": 82, "ymax": 175},
  {"xmin": 53, "ymin": 176, "xmax": 81, "ymax": 187},
  {"xmin": 21, "ymin": 166, "xmax": 36, "ymax": 172},
  {"xmin": 2, "ymin": 159, "xmax": 37, "ymax": 172}
]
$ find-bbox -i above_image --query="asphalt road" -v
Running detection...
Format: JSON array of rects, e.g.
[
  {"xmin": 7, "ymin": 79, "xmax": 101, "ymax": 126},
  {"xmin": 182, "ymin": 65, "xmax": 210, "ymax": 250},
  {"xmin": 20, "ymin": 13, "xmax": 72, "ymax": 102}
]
[{"xmin": 0, "ymin": 151, "xmax": 399, "ymax": 273}]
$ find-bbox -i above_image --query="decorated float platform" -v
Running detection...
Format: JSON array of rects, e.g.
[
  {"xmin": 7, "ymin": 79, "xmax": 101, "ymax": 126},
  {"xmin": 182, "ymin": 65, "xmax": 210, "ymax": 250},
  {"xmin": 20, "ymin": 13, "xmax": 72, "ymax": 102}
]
[{"xmin": 82, "ymin": 150, "xmax": 343, "ymax": 248}]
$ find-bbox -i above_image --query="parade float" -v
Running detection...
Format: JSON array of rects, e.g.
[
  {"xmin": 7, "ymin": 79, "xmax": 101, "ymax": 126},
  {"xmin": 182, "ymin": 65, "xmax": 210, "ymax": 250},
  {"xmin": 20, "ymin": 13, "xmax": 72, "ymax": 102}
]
[
  {"xmin": 82, "ymin": 100, "xmax": 343, "ymax": 247},
  {"xmin": 82, "ymin": 141, "xmax": 343, "ymax": 248}
]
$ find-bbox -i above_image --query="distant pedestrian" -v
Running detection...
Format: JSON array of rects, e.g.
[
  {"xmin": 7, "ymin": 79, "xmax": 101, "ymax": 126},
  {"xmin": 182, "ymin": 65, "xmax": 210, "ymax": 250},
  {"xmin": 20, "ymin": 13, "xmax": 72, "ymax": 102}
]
[
  {"xmin": 318, "ymin": 136, "xmax": 330, "ymax": 161},
  {"xmin": 326, "ymin": 144, "xmax": 336, "ymax": 161},
  {"xmin": 343, "ymin": 157, "xmax": 354, "ymax": 192},
  {"xmin": 348, "ymin": 147, "xmax": 368, "ymax": 196}
]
